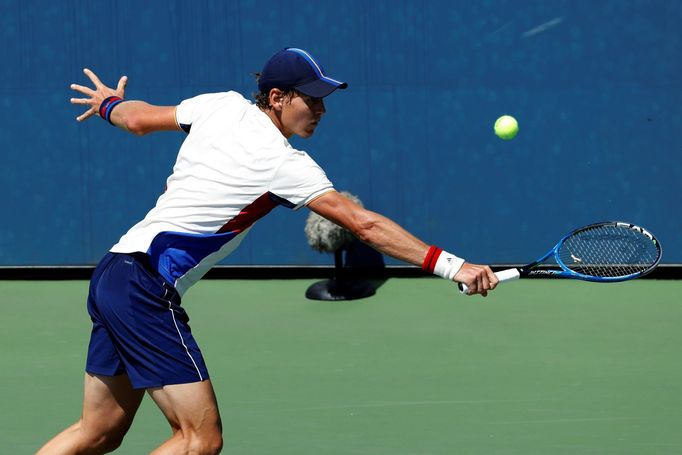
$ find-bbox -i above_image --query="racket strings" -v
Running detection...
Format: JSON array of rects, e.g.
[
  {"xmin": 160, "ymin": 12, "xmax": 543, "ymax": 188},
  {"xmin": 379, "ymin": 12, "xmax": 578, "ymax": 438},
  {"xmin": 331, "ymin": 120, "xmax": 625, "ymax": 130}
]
[{"xmin": 558, "ymin": 225, "xmax": 660, "ymax": 278}]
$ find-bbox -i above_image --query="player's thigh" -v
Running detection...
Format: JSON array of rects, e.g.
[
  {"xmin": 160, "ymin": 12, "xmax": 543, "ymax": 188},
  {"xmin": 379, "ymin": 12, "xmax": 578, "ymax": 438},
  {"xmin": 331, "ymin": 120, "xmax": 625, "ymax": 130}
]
[
  {"xmin": 147, "ymin": 379, "xmax": 221, "ymax": 433},
  {"xmin": 81, "ymin": 373, "xmax": 145, "ymax": 436}
]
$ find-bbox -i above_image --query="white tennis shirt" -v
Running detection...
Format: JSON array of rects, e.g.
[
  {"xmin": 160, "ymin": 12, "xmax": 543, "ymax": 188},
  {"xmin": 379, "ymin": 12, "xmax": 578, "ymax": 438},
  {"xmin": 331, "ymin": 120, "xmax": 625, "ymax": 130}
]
[{"xmin": 110, "ymin": 91, "xmax": 334, "ymax": 295}]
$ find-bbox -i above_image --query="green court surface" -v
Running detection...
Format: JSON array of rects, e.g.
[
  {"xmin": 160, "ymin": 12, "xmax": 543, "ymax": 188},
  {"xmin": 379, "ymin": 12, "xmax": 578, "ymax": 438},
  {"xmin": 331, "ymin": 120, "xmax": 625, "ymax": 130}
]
[{"xmin": 2, "ymin": 278, "xmax": 682, "ymax": 454}]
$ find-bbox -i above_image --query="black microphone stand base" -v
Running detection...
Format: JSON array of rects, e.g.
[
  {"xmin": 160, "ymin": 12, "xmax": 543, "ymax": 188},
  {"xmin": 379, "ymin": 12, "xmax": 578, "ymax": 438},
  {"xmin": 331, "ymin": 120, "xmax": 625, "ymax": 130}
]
[
  {"xmin": 305, "ymin": 249, "xmax": 376, "ymax": 301},
  {"xmin": 305, "ymin": 277, "xmax": 376, "ymax": 301}
]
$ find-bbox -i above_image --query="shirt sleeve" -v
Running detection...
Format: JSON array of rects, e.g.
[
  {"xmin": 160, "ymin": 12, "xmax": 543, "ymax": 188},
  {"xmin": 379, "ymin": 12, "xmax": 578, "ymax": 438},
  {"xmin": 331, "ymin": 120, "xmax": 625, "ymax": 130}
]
[
  {"xmin": 176, "ymin": 95, "xmax": 202, "ymax": 133},
  {"xmin": 175, "ymin": 92, "xmax": 233, "ymax": 134},
  {"xmin": 270, "ymin": 149, "xmax": 335, "ymax": 210}
]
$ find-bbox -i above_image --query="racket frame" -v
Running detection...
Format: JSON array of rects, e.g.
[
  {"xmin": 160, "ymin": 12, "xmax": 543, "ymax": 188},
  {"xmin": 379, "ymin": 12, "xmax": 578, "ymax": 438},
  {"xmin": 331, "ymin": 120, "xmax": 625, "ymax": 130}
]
[
  {"xmin": 459, "ymin": 221, "xmax": 662, "ymax": 294},
  {"xmin": 520, "ymin": 221, "xmax": 662, "ymax": 282}
]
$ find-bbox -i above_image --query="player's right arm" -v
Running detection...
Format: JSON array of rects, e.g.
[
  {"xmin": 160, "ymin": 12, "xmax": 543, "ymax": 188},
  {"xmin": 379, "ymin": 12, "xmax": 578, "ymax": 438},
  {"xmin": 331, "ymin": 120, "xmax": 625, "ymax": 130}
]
[
  {"xmin": 70, "ymin": 68, "xmax": 181, "ymax": 135},
  {"xmin": 307, "ymin": 190, "xmax": 497, "ymax": 296}
]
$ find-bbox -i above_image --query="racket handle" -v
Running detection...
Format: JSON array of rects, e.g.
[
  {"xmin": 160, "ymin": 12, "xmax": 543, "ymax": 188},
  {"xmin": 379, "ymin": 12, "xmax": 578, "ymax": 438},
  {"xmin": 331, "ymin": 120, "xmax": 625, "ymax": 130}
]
[{"xmin": 458, "ymin": 268, "xmax": 521, "ymax": 295}]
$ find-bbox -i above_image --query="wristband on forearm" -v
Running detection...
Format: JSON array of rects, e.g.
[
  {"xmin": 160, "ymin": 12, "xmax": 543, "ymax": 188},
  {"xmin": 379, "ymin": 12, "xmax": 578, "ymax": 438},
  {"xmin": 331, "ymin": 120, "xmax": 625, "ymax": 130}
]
[
  {"xmin": 98, "ymin": 96, "xmax": 125, "ymax": 125},
  {"xmin": 422, "ymin": 245, "xmax": 465, "ymax": 280}
]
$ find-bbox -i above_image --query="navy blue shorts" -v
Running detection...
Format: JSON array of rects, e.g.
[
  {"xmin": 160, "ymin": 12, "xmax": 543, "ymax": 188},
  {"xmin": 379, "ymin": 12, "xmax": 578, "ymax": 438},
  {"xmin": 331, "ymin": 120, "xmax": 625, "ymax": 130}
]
[{"xmin": 86, "ymin": 252, "xmax": 209, "ymax": 389}]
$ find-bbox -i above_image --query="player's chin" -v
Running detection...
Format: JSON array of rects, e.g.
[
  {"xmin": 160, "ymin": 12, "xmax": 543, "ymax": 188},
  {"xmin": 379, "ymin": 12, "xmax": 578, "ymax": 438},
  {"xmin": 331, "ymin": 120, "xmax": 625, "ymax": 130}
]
[{"xmin": 299, "ymin": 126, "xmax": 318, "ymax": 138}]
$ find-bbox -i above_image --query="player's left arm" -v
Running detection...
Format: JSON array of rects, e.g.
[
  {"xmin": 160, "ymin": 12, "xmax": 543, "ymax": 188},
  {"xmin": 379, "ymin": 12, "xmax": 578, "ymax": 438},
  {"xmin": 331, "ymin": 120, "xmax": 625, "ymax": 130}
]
[{"xmin": 70, "ymin": 68, "xmax": 181, "ymax": 135}]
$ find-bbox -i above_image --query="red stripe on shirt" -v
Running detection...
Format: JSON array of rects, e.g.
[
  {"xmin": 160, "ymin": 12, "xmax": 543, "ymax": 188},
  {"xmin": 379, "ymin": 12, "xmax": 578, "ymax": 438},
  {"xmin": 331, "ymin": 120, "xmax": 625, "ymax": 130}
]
[{"xmin": 216, "ymin": 192, "xmax": 278, "ymax": 235}]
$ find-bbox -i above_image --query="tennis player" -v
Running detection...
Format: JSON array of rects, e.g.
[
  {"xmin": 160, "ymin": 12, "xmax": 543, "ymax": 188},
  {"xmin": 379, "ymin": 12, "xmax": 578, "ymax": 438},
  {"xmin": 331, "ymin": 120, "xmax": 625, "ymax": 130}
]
[{"xmin": 39, "ymin": 48, "xmax": 497, "ymax": 454}]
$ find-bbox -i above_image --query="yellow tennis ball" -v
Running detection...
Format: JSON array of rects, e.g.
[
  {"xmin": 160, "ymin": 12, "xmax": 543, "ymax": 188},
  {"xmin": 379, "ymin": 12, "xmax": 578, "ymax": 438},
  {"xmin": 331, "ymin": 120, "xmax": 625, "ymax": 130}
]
[{"xmin": 494, "ymin": 115, "xmax": 519, "ymax": 140}]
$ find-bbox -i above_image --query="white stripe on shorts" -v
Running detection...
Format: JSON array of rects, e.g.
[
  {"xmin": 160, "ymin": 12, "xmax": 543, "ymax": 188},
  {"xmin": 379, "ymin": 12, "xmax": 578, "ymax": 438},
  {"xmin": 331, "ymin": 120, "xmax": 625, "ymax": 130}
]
[{"xmin": 164, "ymin": 289, "xmax": 203, "ymax": 381}]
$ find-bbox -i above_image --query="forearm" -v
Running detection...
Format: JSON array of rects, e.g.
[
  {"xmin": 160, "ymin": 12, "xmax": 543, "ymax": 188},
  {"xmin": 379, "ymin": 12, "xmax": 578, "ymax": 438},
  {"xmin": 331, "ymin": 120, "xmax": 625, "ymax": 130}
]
[
  {"xmin": 307, "ymin": 192, "xmax": 430, "ymax": 266},
  {"xmin": 108, "ymin": 101, "xmax": 178, "ymax": 136},
  {"xmin": 355, "ymin": 212, "xmax": 465, "ymax": 282},
  {"xmin": 354, "ymin": 211, "xmax": 429, "ymax": 266},
  {"xmin": 106, "ymin": 100, "xmax": 141, "ymax": 134}
]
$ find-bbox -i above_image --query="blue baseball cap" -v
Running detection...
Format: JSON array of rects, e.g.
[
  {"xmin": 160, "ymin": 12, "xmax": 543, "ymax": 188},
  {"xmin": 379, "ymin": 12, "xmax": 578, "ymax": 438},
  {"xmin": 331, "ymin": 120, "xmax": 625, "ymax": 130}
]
[{"xmin": 258, "ymin": 48, "xmax": 348, "ymax": 98}]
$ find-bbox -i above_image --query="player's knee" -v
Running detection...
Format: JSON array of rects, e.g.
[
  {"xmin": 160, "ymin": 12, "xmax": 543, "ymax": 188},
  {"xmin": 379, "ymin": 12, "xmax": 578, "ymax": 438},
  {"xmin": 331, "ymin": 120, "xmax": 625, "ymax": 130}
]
[
  {"xmin": 186, "ymin": 435, "xmax": 223, "ymax": 455},
  {"xmin": 76, "ymin": 419, "xmax": 127, "ymax": 453},
  {"xmin": 83, "ymin": 430, "xmax": 126, "ymax": 453},
  {"xmin": 205, "ymin": 433, "xmax": 224, "ymax": 455},
  {"xmin": 186, "ymin": 427, "xmax": 223, "ymax": 455},
  {"xmin": 97, "ymin": 435, "xmax": 125, "ymax": 453}
]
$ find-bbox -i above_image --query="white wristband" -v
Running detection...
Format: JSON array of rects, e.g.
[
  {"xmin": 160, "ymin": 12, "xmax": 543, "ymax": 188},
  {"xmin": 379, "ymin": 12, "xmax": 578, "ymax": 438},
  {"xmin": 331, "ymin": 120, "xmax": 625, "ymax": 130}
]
[{"xmin": 433, "ymin": 251, "xmax": 465, "ymax": 280}]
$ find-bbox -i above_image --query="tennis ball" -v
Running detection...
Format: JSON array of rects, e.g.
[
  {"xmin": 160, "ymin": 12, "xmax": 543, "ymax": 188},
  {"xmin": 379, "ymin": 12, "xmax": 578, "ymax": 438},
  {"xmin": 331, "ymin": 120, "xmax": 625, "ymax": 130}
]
[{"xmin": 494, "ymin": 115, "xmax": 519, "ymax": 140}]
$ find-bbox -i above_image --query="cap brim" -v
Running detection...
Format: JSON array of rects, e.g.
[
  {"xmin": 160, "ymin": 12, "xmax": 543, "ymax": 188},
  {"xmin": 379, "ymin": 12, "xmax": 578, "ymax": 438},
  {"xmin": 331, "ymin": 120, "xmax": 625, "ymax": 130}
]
[{"xmin": 296, "ymin": 79, "xmax": 348, "ymax": 98}]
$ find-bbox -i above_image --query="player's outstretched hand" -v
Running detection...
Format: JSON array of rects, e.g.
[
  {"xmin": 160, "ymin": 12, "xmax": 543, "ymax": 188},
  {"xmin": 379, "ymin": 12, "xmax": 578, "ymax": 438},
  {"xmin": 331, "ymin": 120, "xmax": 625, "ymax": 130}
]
[
  {"xmin": 70, "ymin": 68, "xmax": 127, "ymax": 122},
  {"xmin": 454, "ymin": 263, "xmax": 498, "ymax": 297}
]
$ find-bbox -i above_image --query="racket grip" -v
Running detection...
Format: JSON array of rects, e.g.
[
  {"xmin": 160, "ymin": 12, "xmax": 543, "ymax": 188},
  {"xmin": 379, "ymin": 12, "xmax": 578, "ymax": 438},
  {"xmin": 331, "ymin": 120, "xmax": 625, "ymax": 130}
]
[{"xmin": 458, "ymin": 268, "xmax": 521, "ymax": 295}]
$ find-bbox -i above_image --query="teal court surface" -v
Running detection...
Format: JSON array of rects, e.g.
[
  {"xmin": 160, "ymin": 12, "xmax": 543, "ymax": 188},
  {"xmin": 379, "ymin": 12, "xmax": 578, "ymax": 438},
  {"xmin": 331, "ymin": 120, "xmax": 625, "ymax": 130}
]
[{"xmin": 2, "ymin": 278, "xmax": 681, "ymax": 454}]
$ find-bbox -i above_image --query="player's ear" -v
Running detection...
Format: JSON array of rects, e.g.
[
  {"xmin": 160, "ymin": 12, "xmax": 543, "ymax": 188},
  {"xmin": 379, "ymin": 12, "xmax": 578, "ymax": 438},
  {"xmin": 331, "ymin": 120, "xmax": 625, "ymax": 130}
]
[{"xmin": 269, "ymin": 88, "xmax": 284, "ymax": 111}]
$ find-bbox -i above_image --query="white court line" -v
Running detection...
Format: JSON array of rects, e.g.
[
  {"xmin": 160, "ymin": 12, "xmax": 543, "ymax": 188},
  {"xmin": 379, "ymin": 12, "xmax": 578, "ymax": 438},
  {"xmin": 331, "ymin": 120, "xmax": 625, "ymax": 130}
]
[
  {"xmin": 488, "ymin": 416, "xmax": 640, "ymax": 425},
  {"xmin": 259, "ymin": 398, "xmax": 558, "ymax": 413}
]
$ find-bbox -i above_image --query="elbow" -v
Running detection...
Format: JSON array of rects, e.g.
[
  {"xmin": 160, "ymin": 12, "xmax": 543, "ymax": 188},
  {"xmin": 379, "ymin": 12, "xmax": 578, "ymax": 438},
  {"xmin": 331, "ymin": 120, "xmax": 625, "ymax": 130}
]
[{"xmin": 350, "ymin": 214, "xmax": 378, "ymax": 245}]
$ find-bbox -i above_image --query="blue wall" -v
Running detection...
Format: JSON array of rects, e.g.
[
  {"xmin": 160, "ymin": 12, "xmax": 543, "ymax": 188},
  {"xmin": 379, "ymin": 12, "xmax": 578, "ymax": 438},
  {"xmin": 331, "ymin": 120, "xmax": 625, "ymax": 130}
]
[{"xmin": 1, "ymin": 0, "xmax": 680, "ymax": 265}]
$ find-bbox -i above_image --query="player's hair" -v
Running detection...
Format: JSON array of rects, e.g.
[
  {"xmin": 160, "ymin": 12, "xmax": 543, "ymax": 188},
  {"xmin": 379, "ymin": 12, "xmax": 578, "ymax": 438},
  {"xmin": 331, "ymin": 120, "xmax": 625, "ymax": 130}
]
[{"xmin": 253, "ymin": 72, "xmax": 298, "ymax": 110}]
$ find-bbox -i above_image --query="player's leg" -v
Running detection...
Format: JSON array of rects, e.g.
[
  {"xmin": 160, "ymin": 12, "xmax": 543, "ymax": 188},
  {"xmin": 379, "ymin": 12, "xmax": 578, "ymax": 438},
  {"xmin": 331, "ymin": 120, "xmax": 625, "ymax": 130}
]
[
  {"xmin": 36, "ymin": 373, "xmax": 144, "ymax": 454},
  {"xmin": 97, "ymin": 251, "xmax": 218, "ymax": 452},
  {"xmin": 147, "ymin": 380, "xmax": 223, "ymax": 454}
]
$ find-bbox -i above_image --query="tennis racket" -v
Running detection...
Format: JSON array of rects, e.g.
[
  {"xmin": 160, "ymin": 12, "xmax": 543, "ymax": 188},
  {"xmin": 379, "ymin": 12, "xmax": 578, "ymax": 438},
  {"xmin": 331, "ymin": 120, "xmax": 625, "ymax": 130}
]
[{"xmin": 459, "ymin": 221, "xmax": 662, "ymax": 294}]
